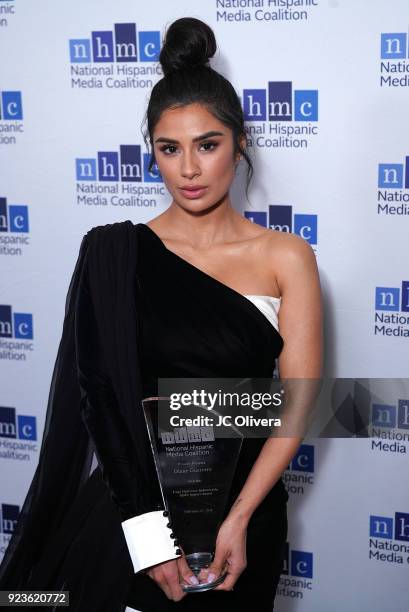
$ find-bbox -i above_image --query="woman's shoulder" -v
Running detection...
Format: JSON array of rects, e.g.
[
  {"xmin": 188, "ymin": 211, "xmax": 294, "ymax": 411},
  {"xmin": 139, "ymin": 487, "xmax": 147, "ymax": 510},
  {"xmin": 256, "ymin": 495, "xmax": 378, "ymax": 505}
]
[
  {"xmin": 260, "ymin": 229, "xmax": 318, "ymax": 296},
  {"xmin": 81, "ymin": 220, "xmax": 138, "ymax": 275},
  {"xmin": 85, "ymin": 219, "xmax": 135, "ymax": 241},
  {"xmin": 263, "ymin": 229, "xmax": 320, "ymax": 308},
  {"xmin": 82, "ymin": 221, "xmax": 138, "ymax": 255},
  {"xmin": 265, "ymin": 227, "xmax": 316, "ymax": 264},
  {"xmin": 79, "ymin": 220, "xmax": 139, "ymax": 289},
  {"xmin": 241, "ymin": 217, "xmax": 314, "ymax": 263}
]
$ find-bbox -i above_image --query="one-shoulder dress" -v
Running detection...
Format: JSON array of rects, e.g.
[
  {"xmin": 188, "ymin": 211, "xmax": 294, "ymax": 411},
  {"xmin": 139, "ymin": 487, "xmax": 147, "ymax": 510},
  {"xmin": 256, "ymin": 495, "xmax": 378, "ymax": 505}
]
[
  {"xmin": 0, "ymin": 221, "xmax": 288, "ymax": 612},
  {"xmin": 126, "ymin": 223, "xmax": 289, "ymax": 611}
]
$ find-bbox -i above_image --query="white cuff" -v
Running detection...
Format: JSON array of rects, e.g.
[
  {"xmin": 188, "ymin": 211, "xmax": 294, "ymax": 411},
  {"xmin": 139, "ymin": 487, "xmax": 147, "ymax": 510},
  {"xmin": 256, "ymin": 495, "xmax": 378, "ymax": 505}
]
[{"xmin": 121, "ymin": 510, "xmax": 181, "ymax": 573}]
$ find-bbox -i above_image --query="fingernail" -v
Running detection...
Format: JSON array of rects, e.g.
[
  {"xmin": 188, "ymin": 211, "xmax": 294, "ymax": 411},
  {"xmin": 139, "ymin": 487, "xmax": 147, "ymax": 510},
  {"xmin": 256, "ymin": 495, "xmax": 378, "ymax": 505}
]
[
  {"xmin": 207, "ymin": 572, "xmax": 217, "ymax": 584},
  {"xmin": 188, "ymin": 575, "xmax": 199, "ymax": 585}
]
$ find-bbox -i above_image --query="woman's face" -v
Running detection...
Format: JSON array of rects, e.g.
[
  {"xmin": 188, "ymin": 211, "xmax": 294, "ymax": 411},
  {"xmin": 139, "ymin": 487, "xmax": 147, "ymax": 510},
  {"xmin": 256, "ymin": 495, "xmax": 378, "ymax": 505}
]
[{"xmin": 152, "ymin": 103, "xmax": 241, "ymax": 211}]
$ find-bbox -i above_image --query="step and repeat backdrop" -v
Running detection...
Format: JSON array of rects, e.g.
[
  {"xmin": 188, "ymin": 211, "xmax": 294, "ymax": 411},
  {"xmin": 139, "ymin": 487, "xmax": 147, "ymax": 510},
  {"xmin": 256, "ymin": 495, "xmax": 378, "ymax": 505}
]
[{"xmin": 1, "ymin": 1, "xmax": 408, "ymax": 610}]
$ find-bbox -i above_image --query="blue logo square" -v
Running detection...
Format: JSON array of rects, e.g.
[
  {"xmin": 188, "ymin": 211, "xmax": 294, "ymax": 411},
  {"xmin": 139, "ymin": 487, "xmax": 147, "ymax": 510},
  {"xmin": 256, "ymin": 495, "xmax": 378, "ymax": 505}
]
[
  {"xmin": 13, "ymin": 312, "xmax": 33, "ymax": 339},
  {"xmin": 69, "ymin": 39, "xmax": 91, "ymax": 63},
  {"xmin": 268, "ymin": 81, "xmax": 292, "ymax": 121},
  {"xmin": 0, "ymin": 305, "xmax": 12, "ymax": 337},
  {"xmin": 294, "ymin": 214, "xmax": 317, "ymax": 244},
  {"xmin": 120, "ymin": 145, "xmax": 142, "ymax": 182},
  {"xmin": 398, "ymin": 400, "xmax": 409, "ymax": 429},
  {"xmin": 395, "ymin": 512, "xmax": 409, "ymax": 542},
  {"xmin": 372, "ymin": 403, "xmax": 396, "ymax": 428},
  {"xmin": 291, "ymin": 551, "xmax": 313, "ymax": 578},
  {"xmin": 9, "ymin": 205, "xmax": 29, "ymax": 233},
  {"xmin": 0, "ymin": 197, "xmax": 8, "ymax": 232},
  {"xmin": 98, "ymin": 152, "xmax": 119, "ymax": 181},
  {"xmin": 244, "ymin": 211, "xmax": 267, "ymax": 227},
  {"xmin": 139, "ymin": 31, "xmax": 160, "ymax": 62},
  {"xmin": 115, "ymin": 23, "xmax": 137, "ymax": 62},
  {"xmin": 290, "ymin": 444, "xmax": 314, "ymax": 473},
  {"xmin": 375, "ymin": 287, "xmax": 400, "ymax": 311},
  {"xmin": 401, "ymin": 281, "xmax": 409, "ymax": 312},
  {"xmin": 243, "ymin": 89, "xmax": 266, "ymax": 121},
  {"xmin": 269, "ymin": 204, "xmax": 292, "ymax": 232},
  {"xmin": 143, "ymin": 153, "xmax": 162, "ymax": 182},
  {"xmin": 378, "ymin": 163, "xmax": 403, "ymax": 188},
  {"xmin": 370, "ymin": 515, "xmax": 393, "ymax": 539},
  {"xmin": 76, "ymin": 158, "xmax": 96, "ymax": 181},
  {"xmin": 381, "ymin": 33, "xmax": 407, "ymax": 59},
  {"xmin": 1, "ymin": 504, "xmax": 20, "ymax": 535},
  {"xmin": 92, "ymin": 31, "xmax": 114, "ymax": 63},
  {"xmin": 18, "ymin": 415, "xmax": 37, "ymax": 440},
  {"xmin": 294, "ymin": 90, "xmax": 318, "ymax": 121},
  {"xmin": 1, "ymin": 91, "xmax": 23, "ymax": 120},
  {"xmin": 0, "ymin": 406, "xmax": 16, "ymax": 439}
]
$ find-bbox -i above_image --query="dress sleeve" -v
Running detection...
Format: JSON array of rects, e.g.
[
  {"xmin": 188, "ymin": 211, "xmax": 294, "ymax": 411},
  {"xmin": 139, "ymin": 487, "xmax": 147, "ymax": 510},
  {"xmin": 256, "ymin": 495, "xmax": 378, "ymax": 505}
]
[{"xmin": 74, "ymin": 243, "xmax": 181, "ymax": 573}]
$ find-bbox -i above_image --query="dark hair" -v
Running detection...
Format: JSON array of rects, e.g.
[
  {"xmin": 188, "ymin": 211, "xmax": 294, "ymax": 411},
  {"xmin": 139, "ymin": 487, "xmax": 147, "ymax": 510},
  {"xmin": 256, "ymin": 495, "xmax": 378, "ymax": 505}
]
[{"xmin": 142, "ymin": 17, "xmax": 253, "ymax": 199}]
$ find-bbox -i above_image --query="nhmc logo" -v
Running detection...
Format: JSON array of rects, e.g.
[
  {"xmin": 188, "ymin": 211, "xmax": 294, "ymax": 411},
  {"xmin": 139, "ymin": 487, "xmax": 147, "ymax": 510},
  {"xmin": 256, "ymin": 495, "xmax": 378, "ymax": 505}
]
[
  {"xmin": 0, "ymin": 91, "xmax": 22, "ymax": 120},
  {"xmin": 0, "ymin": 198, "xmax": 29, "ymax": 232},
  {"xmin": 245, "ymin": 205, "xmax": 318, "ymax": 245},
  {"xmin": 375, "ymin": 283, "xmax": 409, "ymax": 312},
  {"xmin": 0, "ymin": 305, "xmax": 33, "ymax": 338},
  {"xmin": 370, "ymin": 512, "xmax": 409, "ymax": 542},
  {"xmin": 69, "ymin": 23, "xmax": 160, "ymax": 63},
  {"xmin": 0, "ymin": 406, "xmax": 37, "ymax": 440},
  {"xmin": 378, "ymin": 157, "xmax": 409, "ymax": 189},
  {"xmin": 161, "ymin": 426, "xmax": 215, "ymax": 444},
  {"xmin": 381, "ymin": 33, "xmax": 409, "ymax": 59},
  {"xmin": 242, "ymin": 81, "xmax": 318, "ymax": 122},
  {"xmin": 372, "ymin": 402, "xmax": 409, "ymax": 429},
  {"xmin": 76, "ymin": 145, "xmax": 162, "ymax": 183}
]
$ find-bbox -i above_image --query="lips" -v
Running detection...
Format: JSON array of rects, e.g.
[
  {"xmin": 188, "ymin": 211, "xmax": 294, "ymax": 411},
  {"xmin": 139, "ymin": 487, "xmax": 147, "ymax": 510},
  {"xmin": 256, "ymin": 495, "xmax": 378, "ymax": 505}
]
[{"xmin": 179, "ymin": 186, "xmax": 208, "ymax": 199}]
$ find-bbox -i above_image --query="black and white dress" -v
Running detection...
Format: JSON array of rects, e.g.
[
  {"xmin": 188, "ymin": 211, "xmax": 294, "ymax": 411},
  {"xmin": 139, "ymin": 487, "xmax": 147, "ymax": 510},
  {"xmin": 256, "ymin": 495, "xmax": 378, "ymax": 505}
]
[
  {"xmin": 0, "ymin": 221, "xmax": 288, "ymax": 612},
  {"xmin": 124, "ymin": 224, "xmax": 288, "ymax": 611}
]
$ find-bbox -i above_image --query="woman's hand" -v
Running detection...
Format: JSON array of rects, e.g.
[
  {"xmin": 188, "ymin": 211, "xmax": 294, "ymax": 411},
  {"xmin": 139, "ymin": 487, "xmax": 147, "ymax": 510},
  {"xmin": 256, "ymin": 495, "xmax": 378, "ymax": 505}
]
[
  {"xmin": 198, "ymin": 514, "xmax": 248, "ymax": 591},
  {"xmin": 145, "ymin": 553, "xmax": 200, "ymax": 601}
]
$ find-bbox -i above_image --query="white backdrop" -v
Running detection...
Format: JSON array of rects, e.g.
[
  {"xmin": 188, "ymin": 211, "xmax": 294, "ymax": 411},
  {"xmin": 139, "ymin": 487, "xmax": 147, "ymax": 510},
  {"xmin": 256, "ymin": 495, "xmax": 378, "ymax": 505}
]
[{"xmin": 1, "ymin": 1, "xmax": 408, "ymax": 610}]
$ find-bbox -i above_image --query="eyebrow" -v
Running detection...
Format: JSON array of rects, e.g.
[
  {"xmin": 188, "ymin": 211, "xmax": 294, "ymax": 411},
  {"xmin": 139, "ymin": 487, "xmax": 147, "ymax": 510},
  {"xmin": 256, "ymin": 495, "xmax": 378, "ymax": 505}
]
[{"xmin": 154, "ymin": 130, "xmax": 225, "ymax": 144}]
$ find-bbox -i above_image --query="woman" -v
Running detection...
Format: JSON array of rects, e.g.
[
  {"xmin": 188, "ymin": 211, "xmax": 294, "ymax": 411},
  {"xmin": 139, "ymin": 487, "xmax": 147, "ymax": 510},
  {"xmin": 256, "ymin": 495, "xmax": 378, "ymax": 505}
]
[{"xmin": 0, "ymin": 17, "xmax": 322, "ymax": 612}]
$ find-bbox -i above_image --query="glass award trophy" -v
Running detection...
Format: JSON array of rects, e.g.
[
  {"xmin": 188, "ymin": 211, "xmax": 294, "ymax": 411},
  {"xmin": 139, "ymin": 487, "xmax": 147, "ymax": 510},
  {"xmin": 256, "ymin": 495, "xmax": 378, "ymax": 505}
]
[{"xmin": 142, "ymin": 396, "xmax": 244, "ymax": 593}]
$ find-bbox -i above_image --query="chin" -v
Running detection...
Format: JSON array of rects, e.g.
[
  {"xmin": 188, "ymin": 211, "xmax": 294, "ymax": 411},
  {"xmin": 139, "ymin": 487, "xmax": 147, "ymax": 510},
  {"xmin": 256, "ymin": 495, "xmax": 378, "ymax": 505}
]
[
  {"xmin": 177, "ymin": 201, "xmax": 213, "ymax": 214},
  {"xmin": 173, "ymin": 193, "xmax": 210, "ymax": 208}
]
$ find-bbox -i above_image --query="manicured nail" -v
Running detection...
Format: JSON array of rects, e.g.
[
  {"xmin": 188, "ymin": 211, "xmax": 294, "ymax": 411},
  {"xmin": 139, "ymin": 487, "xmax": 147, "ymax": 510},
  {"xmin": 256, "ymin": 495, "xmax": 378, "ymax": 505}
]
[
  {"xmin": 188, "ymin": 575, "xmax": 199, "ymax": 585},
  {"xmin": 207, "ymin": 572, "xmax": 217, "ymax": 583}
]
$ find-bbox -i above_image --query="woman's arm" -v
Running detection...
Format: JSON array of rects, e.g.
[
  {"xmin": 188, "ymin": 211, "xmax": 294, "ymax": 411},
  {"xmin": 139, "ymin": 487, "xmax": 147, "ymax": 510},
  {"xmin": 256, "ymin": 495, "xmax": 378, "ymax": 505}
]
[
  {"xmin": 229, "ymin": 233, "xmax": 323, "ymax": 520},
  {"xmin": 203, "ymin": 234, "xmax": 323, "ymax": 590}
]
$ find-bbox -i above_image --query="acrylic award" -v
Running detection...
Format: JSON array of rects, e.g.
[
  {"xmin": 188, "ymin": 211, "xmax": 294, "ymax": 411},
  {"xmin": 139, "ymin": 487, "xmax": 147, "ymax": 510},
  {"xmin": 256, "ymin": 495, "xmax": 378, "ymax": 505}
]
[{"xmin": 142, "ymin": 396, "xmax": 244, "ymax": 592}]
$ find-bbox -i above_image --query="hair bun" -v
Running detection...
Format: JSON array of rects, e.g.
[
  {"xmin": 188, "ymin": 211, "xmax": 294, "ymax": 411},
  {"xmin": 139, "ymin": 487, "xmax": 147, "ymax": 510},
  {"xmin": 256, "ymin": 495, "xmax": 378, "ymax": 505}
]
[{"xmin": 159, "ymin": 17, "xmax": 217, "ymax": 76}]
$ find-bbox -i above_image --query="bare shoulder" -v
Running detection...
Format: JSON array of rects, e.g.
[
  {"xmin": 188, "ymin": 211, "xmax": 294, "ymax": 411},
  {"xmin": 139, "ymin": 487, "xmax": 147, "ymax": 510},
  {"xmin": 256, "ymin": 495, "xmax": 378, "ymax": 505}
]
[
  {"xmin": 262, "ymin": 229, "xmax": 319, "ymax": 295},
  {"xmin": 264, "ymin": 229, "xmax": 316, "ymax": 266}
]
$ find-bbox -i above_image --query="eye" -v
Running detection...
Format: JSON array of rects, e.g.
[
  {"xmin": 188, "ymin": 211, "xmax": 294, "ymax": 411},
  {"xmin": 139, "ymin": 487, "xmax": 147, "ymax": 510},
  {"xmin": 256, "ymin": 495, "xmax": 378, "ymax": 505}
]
[
  {"xmin": 200, "ymin": 141, "xmax": 218, "ymax": 151},
  {"xmin": 159, "ymin": 144, "xmax": 178, "ymax": 155}
]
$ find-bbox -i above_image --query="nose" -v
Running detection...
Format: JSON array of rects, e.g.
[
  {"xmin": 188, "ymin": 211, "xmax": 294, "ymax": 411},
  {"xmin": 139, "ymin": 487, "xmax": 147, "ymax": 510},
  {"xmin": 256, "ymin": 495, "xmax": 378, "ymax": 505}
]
[{"xmin": 180, "ymin": 149, "xmax": 201, "ymax": 179}]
